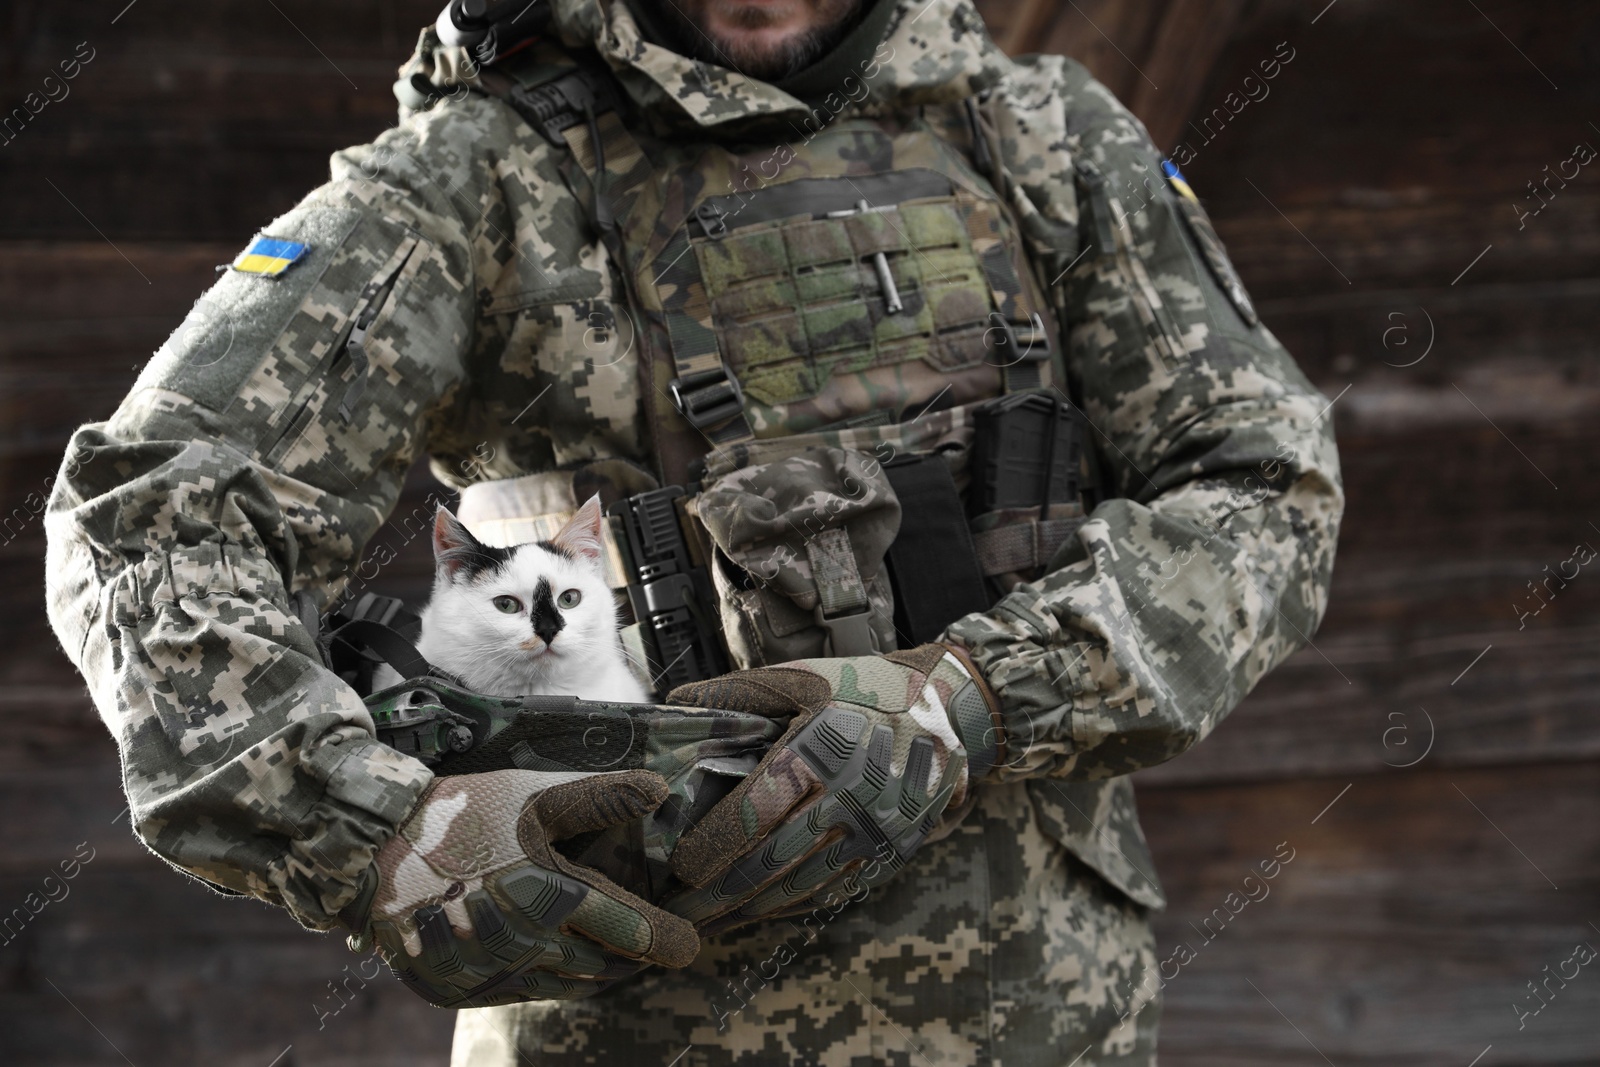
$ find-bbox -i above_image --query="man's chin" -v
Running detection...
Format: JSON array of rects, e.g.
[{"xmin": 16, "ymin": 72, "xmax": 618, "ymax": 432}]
[
  {"xmin": 664, "ymin": 0, "xmax": 867, "ymax": 81},
  {"xmin": 705, "ymin": 29, "xmax": 819, "ymax": 80}
]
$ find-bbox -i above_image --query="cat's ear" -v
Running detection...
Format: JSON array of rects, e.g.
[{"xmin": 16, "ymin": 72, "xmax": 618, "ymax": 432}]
[
  {"xmin": 550, "ymin": 494, "xmax": 605, "ymax": 565},
  {"xmin": 433, "ymin": 506, "xmax": 486, "ymax": 580}
]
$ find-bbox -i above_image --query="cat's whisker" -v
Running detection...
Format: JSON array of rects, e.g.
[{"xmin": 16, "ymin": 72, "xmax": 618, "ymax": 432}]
[{"xmin": 409, "ymin": 497, "xmax": 650, "ymax": 704}]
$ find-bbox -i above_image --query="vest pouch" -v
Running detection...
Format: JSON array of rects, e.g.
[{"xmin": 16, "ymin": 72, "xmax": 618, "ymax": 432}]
[
  {"xmin": 690, "ymin": 445, "xmax": 901, "ymax": 669},
  {"xmin": 966, "ymin": 392, "xmax": 1096, "ymax": 597}
]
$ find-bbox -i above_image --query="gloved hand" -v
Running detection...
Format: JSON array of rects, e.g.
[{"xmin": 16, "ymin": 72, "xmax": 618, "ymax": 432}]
[
  {"xmin": 662, "ymin": 643, "xmax": 1002, "ymax": 935},
  {"xmin": 341, "ymin": 767, "xmax": 700, "ymax": 1007}
]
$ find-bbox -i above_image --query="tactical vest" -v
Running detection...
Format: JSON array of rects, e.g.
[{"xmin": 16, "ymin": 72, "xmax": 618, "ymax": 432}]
[
  {"xmin": 442, "ymin": 59, "xmax": 1102, "ymax": 699},
  {"xmin": 337, "ymin": 20, "xmax": 1166, "ymax": 916}
]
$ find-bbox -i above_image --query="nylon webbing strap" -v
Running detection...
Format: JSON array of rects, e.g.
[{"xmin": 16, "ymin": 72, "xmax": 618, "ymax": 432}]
[
  {"xmin": 477, "ymin": 63, "xmax": 641, "ymax": 254},
  {"xmin": 651, "ymin": 227, "xmax": 755, "ymax": 445},
  {"xmin": 569, "ymin": 93, "xmax": 753, "ymax": 445},
  {"xmin": 348, "ymin": 591, "xmax": 421, "ymax": 638},
  {"xmin": 968, "ymin": 201, "xmax": 1050, "ymax": 394},
  {"xmin": 558, "ymin": 107, "xmax": 652, "ymax": 235},
  {"xmin": 806, "ymin": 528, "xmax": 876, "ymax": 657},
  {"xmin": 329, "ymin": 619, "xmax": 435, "ymax": 682},
  {"xmin": 882, "ymin": 456, "xmax": 991, "ymax": 645},
  {"xmin": 970, "ymin": 517, "xmax": 1084, "ymax": 577},
  {"xmin": 527, "ymin": 70, "xmax": 753, "ymax": 448},
  {"xmin": 495, "ymin": 66, "xmax": 620, "ymax": 147},
  {"xmin": 958, "ymin": 93, "xmax": 1054, "ymax": 397},
  {"xmin": 807, "ymin": 529, "xmax": 869, "ymax": 618},
  {"xmin": 478, "ymin": 59, "xmax": 754, "ymax": 453}
]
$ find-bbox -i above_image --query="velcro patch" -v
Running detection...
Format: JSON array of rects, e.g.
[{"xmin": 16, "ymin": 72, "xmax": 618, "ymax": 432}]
[
  {"xmin": 1161, "ymin": 159, "xmax": 1199, "ymax": 204},
  {"xmin": 231, "ymin": 236, "xmax": 310, "ymax": 278}
]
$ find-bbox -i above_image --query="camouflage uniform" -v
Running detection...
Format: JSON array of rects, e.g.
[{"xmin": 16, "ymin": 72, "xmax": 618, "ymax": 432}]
[{"xmin": 41, "ymin": 0, "xmax": 1342, "ymax": 1061}]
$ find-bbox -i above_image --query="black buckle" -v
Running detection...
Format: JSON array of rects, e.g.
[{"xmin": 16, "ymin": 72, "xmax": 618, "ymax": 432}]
[
  {"xmin": 694, "ymin": 201, "xmax": 729, "ymax": 239},
  {"xmin": 350, "ymin": 592, "xmax": 405, "ymax": 628},
  {"xmin": 813, "ymin": 604, "xmax": 877, "ymax": 657},
  {"xmin": 509, "ymin": 68, "xmax": 619, "ymax": 146},
  {"xmin": 669, "ymin": 367, "xmax": 745, "ymax": 431},
  {"xmin": 987, "ymin": 311, "xmax": 1051, "ymax": 367}
]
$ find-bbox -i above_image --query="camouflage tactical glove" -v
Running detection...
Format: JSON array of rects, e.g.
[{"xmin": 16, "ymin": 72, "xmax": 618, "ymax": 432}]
[
  {"xmin": 662, "ymin": 644, "xmax": 1002, "ymax": 934},
  {"xmin": 363, "ymin": 681, "xmax": 789, "ymax": 901},
  {"xmin": 341, "ymin": 768, "xmax": 700, "ymax": 1008}
]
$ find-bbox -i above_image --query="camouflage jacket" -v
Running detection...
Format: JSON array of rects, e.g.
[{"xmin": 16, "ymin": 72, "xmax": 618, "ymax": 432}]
[{"xmin": 42, "ymin": 0, "xmax": 1342, "ymax": 930}]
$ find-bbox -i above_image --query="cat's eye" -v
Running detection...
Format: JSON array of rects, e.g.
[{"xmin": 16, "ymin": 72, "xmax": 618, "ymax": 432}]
[
  {"xmin": 492, "ymin": 595, "xmax": 523, "ymax": 614},
  {"xmin": 557, "ymin": 589, "xmax": 582, "ymax": 609}
]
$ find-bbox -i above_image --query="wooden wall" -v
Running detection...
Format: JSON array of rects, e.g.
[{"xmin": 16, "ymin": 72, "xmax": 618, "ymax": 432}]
[
  {"xmin": 1083, "ymin": 2, "xmax": 1600, "ymax": 1065},
  {"xmin": 1, "ymin": 1, "xmax": 1596, "ymax": 1064},
  {"xmin": 0, "ymin": 5, "xmax": 462, "ymax": 1065}
]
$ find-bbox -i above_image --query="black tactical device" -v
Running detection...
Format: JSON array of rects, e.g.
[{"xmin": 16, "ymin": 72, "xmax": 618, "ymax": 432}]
[
  {"xmin": 434, "ymin": 0, "xmax": 552, "ymax": 65},
  {"xmin": 968, "ymin": 391, "xmax": 1098, "ymax": 518},
  {"xmin": 365, "ymin": 678, "xmax": 733, "ymax": 785},
  {"xmin": 608, "ymin": 487, "xmax": 727, "ymax": 698}
]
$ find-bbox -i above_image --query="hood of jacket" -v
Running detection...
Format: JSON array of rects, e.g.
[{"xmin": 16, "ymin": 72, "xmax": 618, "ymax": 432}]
[{"xmin": 398, "ymin": 0, "xmax": 1012, "ymax": 135}]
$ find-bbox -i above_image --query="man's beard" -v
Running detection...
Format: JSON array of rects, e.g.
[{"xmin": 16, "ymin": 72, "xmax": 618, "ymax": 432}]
[{"xmin": 655, "ymin": 0, "xmax": 868, "ymax": 82}]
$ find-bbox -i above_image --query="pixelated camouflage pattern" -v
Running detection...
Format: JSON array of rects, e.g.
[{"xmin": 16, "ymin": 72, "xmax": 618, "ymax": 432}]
[
  {"xmin": 700, "ymin": 399, "xmax": 976, "ymax": 487},
  {"xmin": 662, "ymin": 648, "xmax": 986, "ymax": 932},
  {"xmin": 692, "ymin": 446, "xmax": 902, "ymax": 668},
  {"xmin": 43, "ymin": 4, "xmax": 652, "ymax": 933},
  {"xmin": 362, "ymin": 766, "xmax": 697, "ymax": 1007},
  {"xmin": 543, "ymin": 0, "xmax": 1006, "ymax": 133},
  {"xmin": 688, "ymin": 398, "xmax": 1100, "ymax": 667},
  {"xmin": 940, "ymin": 53, "xmax": 1343, "ymax": 871},
  {"xmin": 451, "ymin": 781, "xmax": 1159, "ymax": 1066},
  {"xmin": 38, "ymin": 0, "xmax": 1340, "ymax": 1057},
  {"xmin": 460, "ymin": 0, "xmax": 1057, "ymax": 483},
  {"xmin": 364, "ymin": 677, "xmax": 786, "ymax": 898},
  {"xmin": 692, "ymin": 397, "xmax": 986, "ymax": 675}
]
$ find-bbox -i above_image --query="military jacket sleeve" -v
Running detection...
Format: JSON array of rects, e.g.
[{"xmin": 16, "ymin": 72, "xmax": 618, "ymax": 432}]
[
  {"xmin": 944, "ymin": 57, "xmax": 1345, "ymax": 782},
  {"xmin": 40, "ymin": 93, "xmax": 537, "ymax": 929}
]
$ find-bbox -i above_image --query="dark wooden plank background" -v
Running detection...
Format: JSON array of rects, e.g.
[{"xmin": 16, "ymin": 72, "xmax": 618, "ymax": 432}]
[{"xmin": 1, "ymin": 1, "xmax": 1596, "ymax": 1064}]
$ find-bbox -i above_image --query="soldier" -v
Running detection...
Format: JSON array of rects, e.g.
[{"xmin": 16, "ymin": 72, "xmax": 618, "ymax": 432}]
[{"xmin": 43, "ymin": 0, "xmax": 1343, "ymax": 1062}]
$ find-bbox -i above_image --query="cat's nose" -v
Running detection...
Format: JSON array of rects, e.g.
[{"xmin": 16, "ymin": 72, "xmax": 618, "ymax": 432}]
[{"xmin": 534, "ymin": 621, "xmax": 560, "ymax": 646}]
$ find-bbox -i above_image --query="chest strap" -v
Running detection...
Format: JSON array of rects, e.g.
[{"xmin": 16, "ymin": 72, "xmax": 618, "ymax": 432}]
[
  {"xmin": 319, "ymin": 591, "xmax": 461, "ymax": 695},
  {"xmin": 478, "ymin": 63, "xmax": 757, "ymax": 450},
  {"xmin": 477, "ymin": 64, "xmax": 1055, "ymax": 446}
]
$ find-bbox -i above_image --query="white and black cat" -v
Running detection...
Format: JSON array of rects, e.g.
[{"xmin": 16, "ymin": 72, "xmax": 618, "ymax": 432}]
[{"xmin": 378, "ymin": 495, "xmax": 649, "ymax": 703}]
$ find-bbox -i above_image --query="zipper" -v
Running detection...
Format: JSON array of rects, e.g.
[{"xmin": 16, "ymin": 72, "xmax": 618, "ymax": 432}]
[
  {"xmin": 259, "ymin": 235, "xmax": 421, "ymax": 462},
  {"xmin": 336, "ymin": 239, "xmax": 418, "ymax": 423}
]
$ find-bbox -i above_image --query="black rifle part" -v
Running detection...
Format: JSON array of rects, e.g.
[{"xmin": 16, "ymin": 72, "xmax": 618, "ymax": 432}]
[
  {"xmin": 435, "ymin": 0, "xmax": 554, "ymax": 67},
  {"xmin": 968, "ymin": 391, "xmax": 1098, "ymax": 519},
  {"xmin": 608, "ymin": 487, "xmax": 728, "ymax": 697},
  {"xmin": 882, "ymin": 455, "xmax": 993, "ymax": 645}
]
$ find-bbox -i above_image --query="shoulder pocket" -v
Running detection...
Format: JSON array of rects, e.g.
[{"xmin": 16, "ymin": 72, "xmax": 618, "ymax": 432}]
[
  {"xmin": 141, "ymin": 206, "xmax": 363, "ymax": 413},
  {"xmin": 1073, "ymin": 160, "xmax": 1191, "ymax": 371},
  {"xmin": 1169, "ymin": 193, "xmax": 1260, "ymax": 328},
  {"xmin": 257, "ymin": 229, "xmax": 427, "ymax": 466}
]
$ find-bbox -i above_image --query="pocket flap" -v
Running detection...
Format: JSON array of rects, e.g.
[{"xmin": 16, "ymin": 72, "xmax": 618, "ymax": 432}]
[
  {"xmin": 696, "ymin": 446, "xmax": 900, "ymax": 613},
  {"xmin": 1027, "ymin": 777, "xmax": 1167, "ymax": 910}
]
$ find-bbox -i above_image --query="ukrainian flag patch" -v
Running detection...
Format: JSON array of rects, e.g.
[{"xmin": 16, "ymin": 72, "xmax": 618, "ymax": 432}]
[
  {"xmin": 1162, "ymin": 159, "xmax": 1199, "ymax": 204},
  {"xmin": 231, "ymin": 236, "xmax": 310, "ymax": 278}
]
